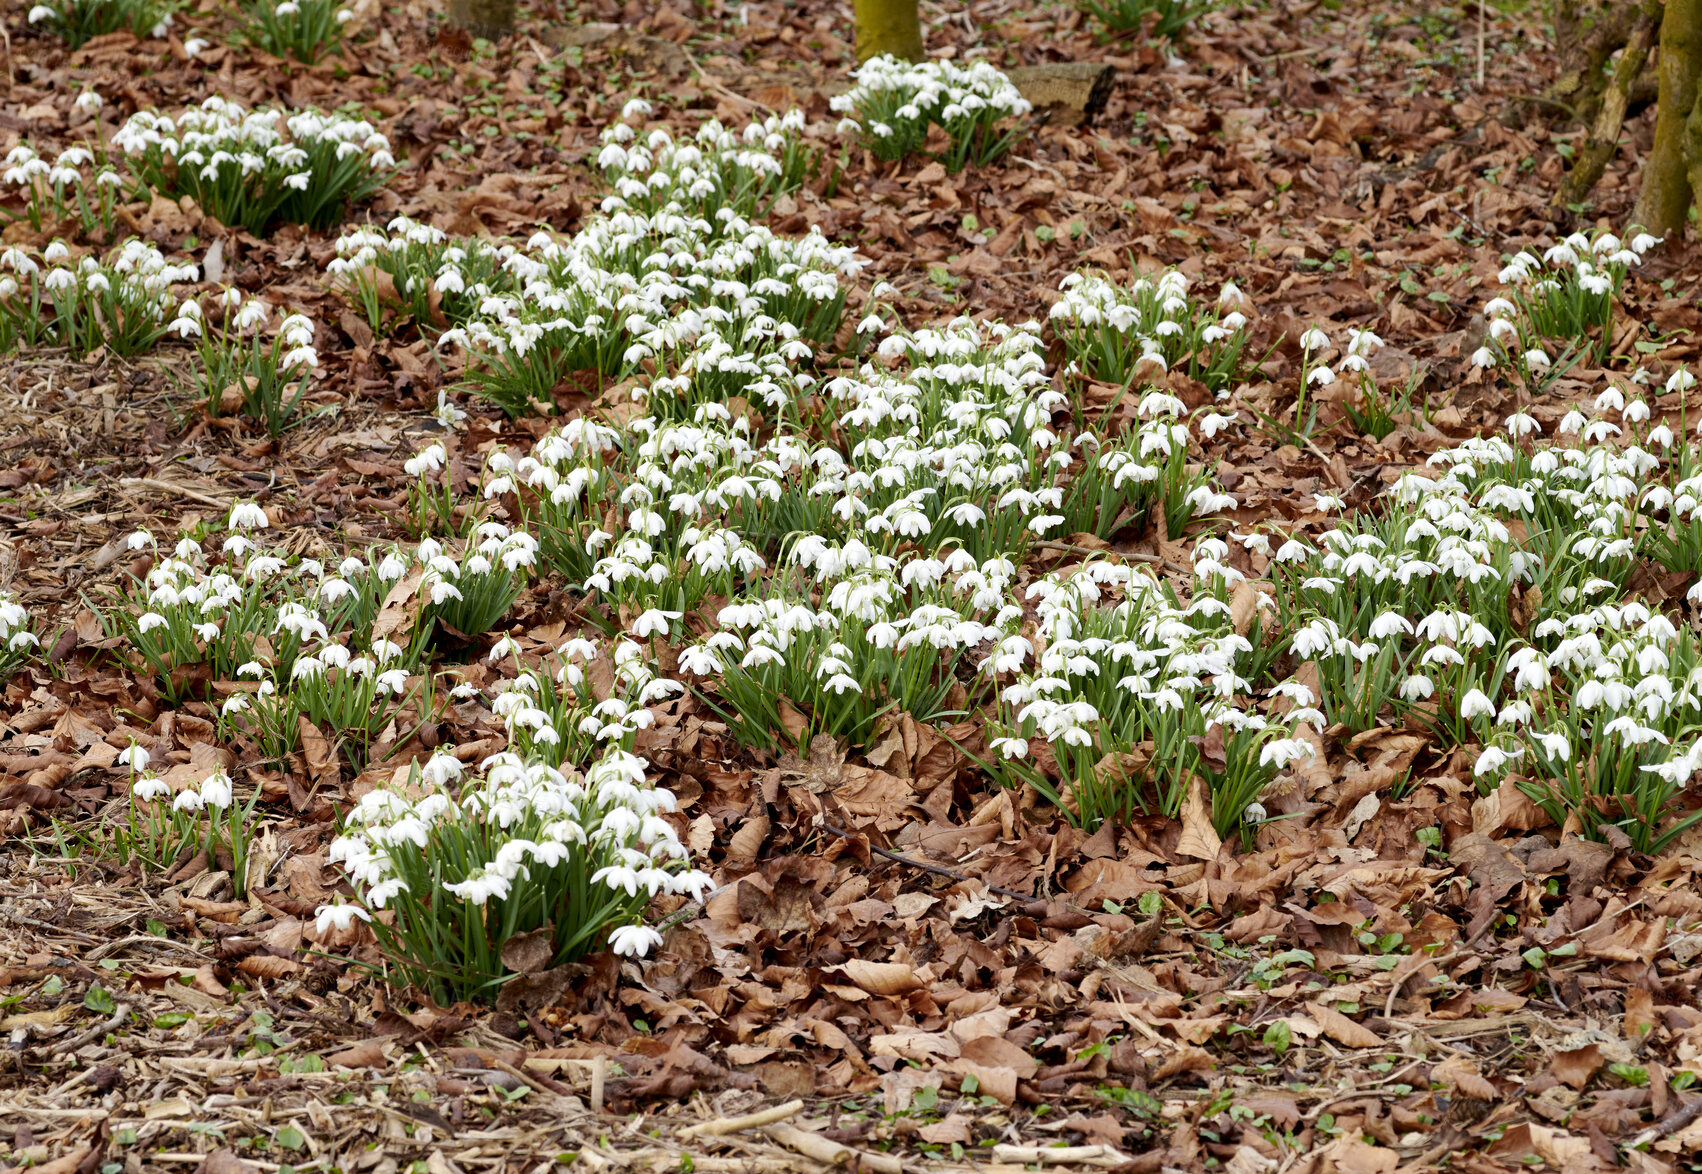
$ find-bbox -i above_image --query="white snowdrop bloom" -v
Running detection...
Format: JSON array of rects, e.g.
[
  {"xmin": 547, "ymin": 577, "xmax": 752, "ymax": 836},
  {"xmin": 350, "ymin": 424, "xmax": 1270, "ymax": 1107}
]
[
  {"xmin": 1504, "ymin": 411, "xmax": 1539, "ymax": 437},
  {"xmin": 1459, "ymin": 689, "xmax": 1495, "ymax": 719},
  {"xmin": 315, "ymin": 903, "xmax": 371, "ymax": 934},
  {"xmin": 1401, "ymin": 674, "xmax": 1434, "ymax": 701},
  {"xmin": 228, "ymin": 501, "xmax": 269, "ymax": 530},
  {"xmin": 609, "ymin": 923, "xmax": 663, "ymax": 957}
]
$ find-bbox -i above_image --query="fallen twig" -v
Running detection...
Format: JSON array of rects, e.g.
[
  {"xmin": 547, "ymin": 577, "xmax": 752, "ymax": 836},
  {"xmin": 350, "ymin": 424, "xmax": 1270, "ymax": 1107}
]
[
  {"xmin": 1630, "ymin": 1094, "xmax": 1702, "ymax": 1148},
  {"xmin": 819, "ymin": 822, "xmax": 1031, "ymax": 900},
  {"xmin": 990, "ymin": 1143, "xmax": 1132, "ymax": 1166},
  {"xmin": 680, "ymin": 1099, "xmax": 802, "ymax": 1138},
  {"xmin": 764, "ymin": 1121, "xmax": 905, "ymax": 1174},
  {"xmin": 46, "ymin": 1002, "xmax": 129, "ymax": 1057}
]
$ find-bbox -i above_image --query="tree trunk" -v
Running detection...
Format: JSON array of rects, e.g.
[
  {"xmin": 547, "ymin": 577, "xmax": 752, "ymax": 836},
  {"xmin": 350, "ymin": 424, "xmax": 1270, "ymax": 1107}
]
[
  {"xmin": 449, "ymin": 0, "xmax": 514, "ymax": 38},
  {"xmin": 1636, "ymin": 0, "xmax": 1702, "ymax": 239},
  {"xmin": 1539, "ymin": 0, "xmax": 1640, "ymax": 126},
  {"xmin": 854, "ymin": 0, "xmax": 923, "ymax": 62},
  {"xmin": 1561, "ymin": 0, "xmax": 1662, "ymax": 206}
]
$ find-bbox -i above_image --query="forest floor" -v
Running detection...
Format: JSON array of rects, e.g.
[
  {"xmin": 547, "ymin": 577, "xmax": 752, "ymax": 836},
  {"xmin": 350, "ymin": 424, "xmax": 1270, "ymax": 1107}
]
[{"xmin": 4, "ymin": 0, "xmax": 1702, "ymax": 1172}]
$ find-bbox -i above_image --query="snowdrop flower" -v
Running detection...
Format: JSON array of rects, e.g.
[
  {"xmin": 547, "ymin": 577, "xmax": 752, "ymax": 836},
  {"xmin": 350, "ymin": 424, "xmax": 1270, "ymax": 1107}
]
[
  {"xmin": 1473, "ymin": 745, "xmax": 1521, "ymax": 777},
  {"xmin": 1459, "ymin": 689, "xmax": 1495, "ymax": 720},
  {"xmin": 314, "ymin": 902, "xmax": 371, "ymax": 934},
  {"xmin": 228, "ymin": 501, "xmax": 269, "ymax": 530},
  {"xmin": 631, "ymin": 609, "xmax": 682, "ymax": 638},
  {"xmin": 1299, "ymin": 327, "xmax": 1330, "ymax": 351},
  {"xmin": 608, "ymin": 924, "xmax": 663, "ymax": 957}
]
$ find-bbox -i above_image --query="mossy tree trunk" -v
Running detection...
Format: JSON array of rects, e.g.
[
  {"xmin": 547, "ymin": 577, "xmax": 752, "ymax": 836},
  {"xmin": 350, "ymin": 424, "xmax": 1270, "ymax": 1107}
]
[
  {"xmin": 1545, "ymin": 0, "xmax": 1641, "ymax": 126},
  {"xmin": 1636, "ymin": 0, "xmax": 1702, "ymax": 240},
  {"xmin": 450, "ymin": 0, "xmax": 514, "ymax": 38},
  {"xmin": 1561, "ymin": 0, "xmax": 1662, "ymax": 207},
  {"xmin": 854, "ymin": 0, "xmax": 923, "ymax": 62}
]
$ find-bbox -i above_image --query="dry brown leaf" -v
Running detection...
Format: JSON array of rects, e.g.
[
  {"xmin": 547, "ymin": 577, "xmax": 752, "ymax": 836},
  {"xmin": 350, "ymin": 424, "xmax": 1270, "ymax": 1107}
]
[
  {"xmin": 837, "ymin": 960, "xmax": 922, "ymax": 996},
  {"xmin": 1431, "ymin": 1055, "xmax": 1498, "ymax": 1100},
  {"xmin": 1304, "ymin": 1002, "xmax": 1381, "ymax": 1048},
  {"xmin": 1551, "ymin": 1043, "xmax": 1603, "ymax": 1090},
  {"xmin": 1176, "ymin": 776, "xmax": 1222, "ymax": 862}
]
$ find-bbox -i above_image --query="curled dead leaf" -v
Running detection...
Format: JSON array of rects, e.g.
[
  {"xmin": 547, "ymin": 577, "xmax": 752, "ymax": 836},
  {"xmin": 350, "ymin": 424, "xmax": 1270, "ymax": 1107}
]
[{"xmin": 836, "ymin": 959, "xmax": 922, "ymax": 996}]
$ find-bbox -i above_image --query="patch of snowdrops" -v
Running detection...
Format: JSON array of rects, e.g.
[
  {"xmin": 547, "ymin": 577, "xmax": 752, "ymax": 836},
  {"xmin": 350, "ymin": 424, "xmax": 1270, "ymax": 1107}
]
[
  {"xmin": 1264, "ymin": 381, "xmax": 1702, "ymax": 852},
  {"xmin": 1048, "ymin": 268, "xmax": 1254, "ymax": 393},
  {"xmin": 432, "ymin": 110, "xmax": 860, "ymax": 420},
  {"xmin": 113, "ymin": 502, "xmax": 536, "ymax": 766},
  {"xmin": 3, "ymin": 119, "xmax": 123, "ymax": 239},
  {"xmin": 241, "ymin": 0, "xmax": 354, "ymax": 64},
  {"xmin": 325, "ymin": 745, "xmax": 711, "ymax": 1003},
  {"xmin": 329, "ymin": 216, "xmax": 512, "ymax": 337},
  {"xmin": 26, "ymin": 0, "xmax": 172, "ymax": 48},
  {"xmin": 180, "ymin": 290, "xmax": 321, "ymax": 436},
  {"xmin": 832, "ymin": 54, "xmax": 1033, "ymax": 171},
  {"xmin": 116, "ymin": 751, "xmax": 266, "ymax": 898},
  {"xmin": 1473, "ymin": 226, "xmax": 1658, "ymax": 380},
  {"xmin": 113, "ymin": 97, "xmax": 394, "ymax": 235},
  {"xmin": 0, "ymin": 238, "xmax": 197, "ymax": 357},
  {"xmin": 0, "ymin": 593, "xmax": 39, "ymax": 681}
]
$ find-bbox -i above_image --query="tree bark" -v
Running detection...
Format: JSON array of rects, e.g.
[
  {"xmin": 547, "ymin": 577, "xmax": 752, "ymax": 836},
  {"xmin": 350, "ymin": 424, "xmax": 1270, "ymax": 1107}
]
[
  {"xmin": 1540, "ymin": 0, "xmax": 1641, "ymax": 126},
  {"xmin": 1561, "ymin": 0, "xmax": 1662, "ymax": 206},
  {"xmin": 853, "ymin": 0, "xmax": 923, "ymax": 62},
  {"xmin": 1636, "ymin": 0, "xmax": 1702, "ymax": 239},
  {"xmin": 449, "ymin": 0, "xmax": 514, "ymax": 38}
]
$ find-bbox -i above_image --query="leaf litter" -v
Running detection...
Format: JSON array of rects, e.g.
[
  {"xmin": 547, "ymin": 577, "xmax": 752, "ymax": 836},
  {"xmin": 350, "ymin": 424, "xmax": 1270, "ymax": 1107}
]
[{"xmin": 3, "ymin": 1, "xmax": 1702, "ymax": 1172}]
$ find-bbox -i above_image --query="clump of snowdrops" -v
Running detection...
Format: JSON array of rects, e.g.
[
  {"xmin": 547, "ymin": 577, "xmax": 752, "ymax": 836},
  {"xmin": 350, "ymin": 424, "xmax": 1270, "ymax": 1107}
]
[
  {"xmin": 1471, "ymin": 227, "xmax": 1656, "ymax": 376},
  {"xmin": 185, "ymin": 291, "xmax": 320, "ymax": 435},
  {"xmin": 114, "ymin": 97, "xmax": 394, "ymax": 235},
  {"xmin": 983, "ymin": 557, "xmax": 1319, "ymax": 841},
  {"xmin": 326, "ymin": 747, "xmax": 711, "ymax": 1004},
  {"xmin": 329, "ymin": 217, "xmax": 511, "ymax": 337},
  {"xmin": 241, "ymin": 0, "xmax": 352, "ymax": 63},
  {"xmin": 600, "ymin": 104, "xmax": 820, "ymax": 221},
  {"xmin": 432, "ymin": 105, "xmax": 859, "ymax": 420},
  {"xmin": 26, "ymin": 0, "xmax": 172, "ymax": 47},
  {"xmin": 832, "ymin": 55, "xmax": 1033, "ymax": 171},
  {"xmin": 0, "ymin": 239, "xmax": 197, "ymax": 357},
  {"xmin": 118, "ymin": 756, "xmax": 266, "ymax": 898},
  {"xmin": 0, "ymin": 593, "xmax": 39, "ymax": 680},
  {"xmin": 3, "ymin": 116, "xmax": 123, "ymax": 238},
  {"xmin": 1079, "ymin": 0, "xmax": 1211, "ymax": 38},
  {"xmin": 1049, "ymin": 268, "xmax": 1254, "ymax": 392}
]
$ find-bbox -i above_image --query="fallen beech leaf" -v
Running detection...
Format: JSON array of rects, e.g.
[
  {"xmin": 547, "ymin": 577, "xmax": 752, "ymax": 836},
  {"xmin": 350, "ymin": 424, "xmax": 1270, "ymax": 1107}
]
[
  {"xmin": 1432, "ymin": 1055, "xmax": 1497, "ymax": 1100},
  {"xmin": 1304, "ymin": 1002, "xmax": 1381, "ymax": 1048},
  {"xmin": 1176, "ymin": 776, "xmax": 1222, "ymax": 862},
  {"xmin": 235, "ymin": 955, "xmax": 303, "ymax": 979},
  {"xmin": 327, "ymin": 1038, "xmax": 394, "ymax": 1069},
  {"xmin": 838, "ymin": 960, "xmax": 922, "ymax": 996},
  {"xmin": 1551, "ymin": 1043, "xmax": 1603, "ymax": 1090}
]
